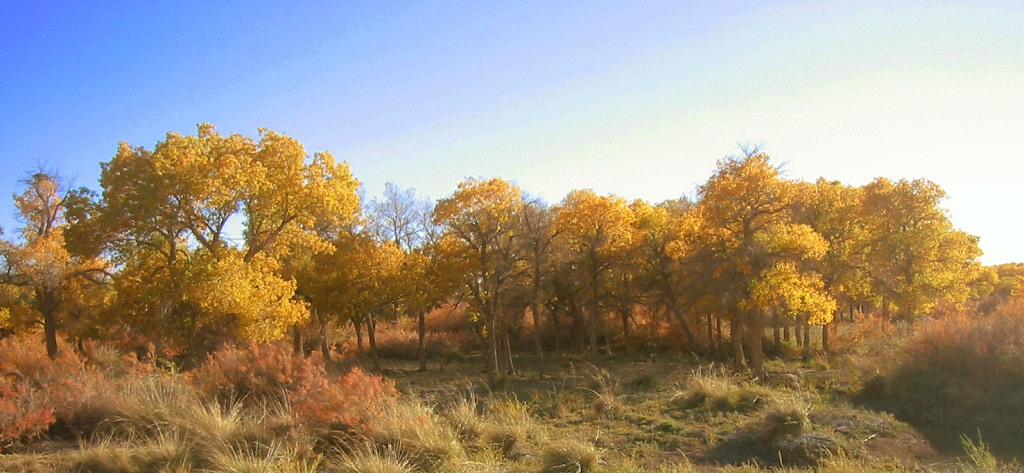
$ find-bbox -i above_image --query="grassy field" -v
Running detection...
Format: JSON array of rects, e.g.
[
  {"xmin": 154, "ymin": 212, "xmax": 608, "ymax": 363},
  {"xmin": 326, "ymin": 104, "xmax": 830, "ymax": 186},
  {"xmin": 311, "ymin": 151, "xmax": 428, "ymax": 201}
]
[{"xmin": 1, "ymin": 334, "xmax": 1020, "ymax": 473}]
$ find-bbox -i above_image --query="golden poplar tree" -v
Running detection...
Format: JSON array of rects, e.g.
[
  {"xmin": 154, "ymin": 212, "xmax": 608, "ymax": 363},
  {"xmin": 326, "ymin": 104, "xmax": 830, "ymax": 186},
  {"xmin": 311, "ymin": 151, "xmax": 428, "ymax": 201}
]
[{"xmin": 1, "ymin": 172, "xmax": 110, "ymax": 358}]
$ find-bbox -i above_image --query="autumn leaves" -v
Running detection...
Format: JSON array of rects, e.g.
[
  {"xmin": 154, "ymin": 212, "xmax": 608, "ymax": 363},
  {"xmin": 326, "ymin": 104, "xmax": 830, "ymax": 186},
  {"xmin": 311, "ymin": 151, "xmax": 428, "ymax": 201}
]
[{"xmin": 0, "ymin": 125, "xmax": 984, "ymax": 374}]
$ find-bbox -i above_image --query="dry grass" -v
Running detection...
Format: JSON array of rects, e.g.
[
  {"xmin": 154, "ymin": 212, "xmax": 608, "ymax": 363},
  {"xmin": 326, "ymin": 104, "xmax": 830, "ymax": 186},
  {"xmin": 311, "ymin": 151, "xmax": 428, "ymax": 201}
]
[
  {"xmin": 756, "ymin": 402, "xmax": 810, "ymax": 444},
  {"xmin": 671, "ymin": 370, "xmax": 775, "ymax": 413},
  {"xmin": 335, "ymin": 446, "xmax": 416, "ymax": 473},
  {"xmin": 365, "ymin": 401, "xmax": 464, "ymax": 471},
  {"xmin": 540, "ymin": 439, "xmax": 600, "ymax": 473},
  {"xmin": 442, "ymin": 391, "xmax": 484, "ymax": 444}
]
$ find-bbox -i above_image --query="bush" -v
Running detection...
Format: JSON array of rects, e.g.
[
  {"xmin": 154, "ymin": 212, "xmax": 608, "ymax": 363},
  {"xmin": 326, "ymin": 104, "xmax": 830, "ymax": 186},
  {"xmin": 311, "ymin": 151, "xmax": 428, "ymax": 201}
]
[
  {"xmin": 190, "ymin": 343, "xmax": 398, "ymax": 432},
  {"xmin": 0, "ymin": 336, "xmax": 114, "ymax": 447}
]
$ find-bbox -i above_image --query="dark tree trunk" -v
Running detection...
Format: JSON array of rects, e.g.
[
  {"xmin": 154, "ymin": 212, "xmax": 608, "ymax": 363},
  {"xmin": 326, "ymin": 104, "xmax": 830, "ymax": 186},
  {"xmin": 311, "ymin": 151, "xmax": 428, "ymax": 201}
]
[
  {"xmin": 669, "ymin": 306, "xmax": 699, "ymax": 352},
  {"xmin": 292, "ymin": 324, "xmax": 303, "ymax": 356},
  {"xmin": 531, "ymin": 270, "xmax": 545, "ymax": 359},
  {"xmin": 801, "ymin": 316, "xmax": 811, "ymax": 362},
  {"xmin": 772, "ymin": 312, "xmax": 781, "ymax": 354},
  {"xmin": 784, "ymin": 322, "xmax": 791, "ymax": 343},
  {"xmin": 715, "ymin": 315, "xmax": 723, "ymax": 354},
  {"xmin": 551, "ymin": 307, "xmax": 562, "ymax": 354},
  {"xmin": 604, "ymin": 323, "xmax": 613, "ymax": 357},
  {"xmin": 588, "ymin": 267, "xmax": 600, "ymax": 356},
  {"xmin": 485, "ymin": 313, "xmax": 499, "ymax": 376},
  {"xmin": 746, "ymin": 311, "xmax": 766, "ymax": 379},
  {"xmin": 706, "ymin": 313, "xmax": 714, "ymax": 354},
  {"xmin": 43, "ymin": 308, "xmax": 59, "ymax": 360},
  {"xmin": 731, "ymin": 316, "xmax": 746, "ymax": 370},
  {"xmin": 313, "ymin": 309, "xmax": 331, "ymax": 362},
  {"xmin": 570, "ymin": 303, "xmax": 585, "ymax": 353},
  {"xmin": 621, "ymin": 307, "xmax": 632, "ymax": 354},
  {"xmin": 588, "ymin": 304, "xmax": 599, "ymax": 356},
  {"xmin": 367, "ymin": 317, "xmax": 381, "ymax": 371},
  {"xmin": 417, "ymin": 312, "xmax": 428, "ymax": 372},
  {"xmin": 353, "ymin": 318, "xmax": 364, "ymax": 355},
  {"xmin": 821, "ymin": 322, "xmax": 830, "ymax": 354},
  {"xmin": 40, "ymin": 288, "xmax": 60, "ymax": 360},
  {"xmin": 503, "ymin": 331, "xmax": 516, "ymax": 375}
]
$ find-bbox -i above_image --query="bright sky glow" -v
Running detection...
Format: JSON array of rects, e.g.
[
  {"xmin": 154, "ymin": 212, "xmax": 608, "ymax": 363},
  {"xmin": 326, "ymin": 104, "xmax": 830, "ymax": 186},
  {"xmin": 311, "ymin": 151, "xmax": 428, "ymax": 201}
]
[{"xmin": 1, "ymin": 1, "xmax": 1022, "ymax": 264}]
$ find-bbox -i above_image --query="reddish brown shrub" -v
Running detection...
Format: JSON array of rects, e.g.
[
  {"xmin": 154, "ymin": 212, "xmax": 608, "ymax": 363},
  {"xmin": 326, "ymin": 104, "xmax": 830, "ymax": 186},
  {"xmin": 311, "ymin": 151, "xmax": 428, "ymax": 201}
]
[
  {"xmin": 0, "ymin": 336, "xmax": 118, "ymax": 448},
  {"xmin": 190, "ymin": 343, "xmax": 398, "ymax": 431},
  {"xmin": 872, "ymin": 304, "xmax": 1024, "ymax": 429}
]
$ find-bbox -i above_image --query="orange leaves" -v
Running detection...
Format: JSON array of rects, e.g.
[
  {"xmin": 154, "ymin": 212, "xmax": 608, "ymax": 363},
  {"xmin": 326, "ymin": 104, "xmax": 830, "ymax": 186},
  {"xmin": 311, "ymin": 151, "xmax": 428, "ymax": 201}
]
[
  {"xmin": 555, "ymin": 189, "xmax": 635, "ymax": 258},
  {"xmin": 433, "ymin": 177, "xmax": 523, "ymax": 243}
]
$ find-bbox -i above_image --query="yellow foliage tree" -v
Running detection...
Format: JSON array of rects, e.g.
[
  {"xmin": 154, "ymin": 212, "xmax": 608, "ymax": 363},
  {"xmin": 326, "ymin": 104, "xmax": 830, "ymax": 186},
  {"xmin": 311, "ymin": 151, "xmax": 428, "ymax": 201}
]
[
  {"xmin": 0, "ymin": 172, "xmax": 110, "ymax": 358},
  {"xmin": 860, "ymin": 178, "xmax": 983, "ymax": 319},
  {"xmin": 433, "ymin": 177, "xmax": 525, "ymax": 375},
  {"xmin": 679, "ymin": 152, "xmax": 833, "ymax": 376},
  {"xmin": 554, "ymin": 189, "xmax": 636, "ymax": 355},
  {"xmin": 74, "ymin": 125, "xmax": 360, "ymax": 355}
]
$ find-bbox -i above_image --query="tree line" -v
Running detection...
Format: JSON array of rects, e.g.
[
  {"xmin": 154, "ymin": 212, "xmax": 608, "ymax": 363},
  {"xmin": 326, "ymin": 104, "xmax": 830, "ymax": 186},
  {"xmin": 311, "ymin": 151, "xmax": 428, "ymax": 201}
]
[{"xmin": 0, "ymin": 125, "xmax": 992, "ymax": 377}]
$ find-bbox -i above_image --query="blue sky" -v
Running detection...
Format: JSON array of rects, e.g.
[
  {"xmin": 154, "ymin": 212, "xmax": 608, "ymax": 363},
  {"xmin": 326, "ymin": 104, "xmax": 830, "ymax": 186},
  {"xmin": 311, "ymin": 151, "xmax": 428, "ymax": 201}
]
[{"xmin": 1, "ymin": 1, "xmax": 1022, "ymax": 264}]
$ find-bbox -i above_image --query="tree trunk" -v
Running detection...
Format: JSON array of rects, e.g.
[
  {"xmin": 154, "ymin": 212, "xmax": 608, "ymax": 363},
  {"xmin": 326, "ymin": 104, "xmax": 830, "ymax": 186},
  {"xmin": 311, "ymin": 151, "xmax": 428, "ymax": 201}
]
[
  {"xmin": 367, "ymin": 317, "xmax": 381, "ymax": 371},
  {"xmin": 801, "ymin": 316, "xmax": 811, "ymax": 362},
  {"xmin": 588, "ymin": 304, "xmax": 599, "ymax": 356},
  {"xmin": 552, "ymin": 307, "xmax": 562, "ymax": 354},
  {"xmin": 621, "ymin": 307, "xmax": 632, "ymax": 354},
  {"xmin": 784, "ymin": 322, "xmax": 791, "ymax": 343},
  {"xmin": 292, "ymin": 324, "xmax": 303, "ymax": 356},
  {"xmin": 731, "ymin": 316, "xmax": 746, "ymax": 369},
  {"xmin": 313, "ymin": 309, "xmax": 331, "ymax": 362},
  {"xmin": 531, "ymin": 270, "xmax": 545, "ymax": 359},
  {"xmin": 706, "ymin": 313, "xmax": 714, "ymax": 354},
  {"xmin": 41, "ymin": 289, "xmax": 59, "ymax": 360},
  {"xmin": 486, "ymin": 313, "xmax": 499, "ymax": 376},
  {"xmin": 669, "ymin": 306, "xmax": 699, "ymax": 352},
  {"xmin": 715, "ymin": 315, "xmax": 722, "ymax": 355},
  {"xmin": 772, "ymin": 312, "xmax": 781, "ymax": 354},
  {"xmin": 571, "ymin": 303, "xmax": 585, "ymax": 353},
  {"xmin": 746, "ymin": 311, "xmax": 766, "ymax": 379},
  {"xmin": 417, "ymin": 311, "xmax": 428, "ymax": 372},
  {"xmin": 353, "ymin": 318, "xmax": 364, "ymax": 355},
  {"xmin": 503, "ymin": 331, "xmax": 516, "ymax": 375},
  {"xmin": 604, "ymin": 322, "xmax": 614, "ymax": 357},
  {"xmin": 821, "ymin": 322, "xmax": 830, "ymax": 354},
  {"xmin": 588, "ymin": 267, "xmax": 600, "ymax": 356},
  {"xmin": 43, "ymin": 307, "xmax": 59, "ymax": 360}
]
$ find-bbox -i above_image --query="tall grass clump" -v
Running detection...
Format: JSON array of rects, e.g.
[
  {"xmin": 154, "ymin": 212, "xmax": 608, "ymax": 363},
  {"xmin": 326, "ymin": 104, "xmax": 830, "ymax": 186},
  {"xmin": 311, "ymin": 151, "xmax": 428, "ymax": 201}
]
[
  {"xmin": 582, "ymin": 366, "xmax": 624, "ymax": 418},
  {"xmin": 335, "ymin": 446, "xmax": 416, "ymax": 473},
  {"xmin": 672, "ymin": 370, "xmax": 775, "ymax": 413},
  {"xmin": 540, "ymin": 440, "xmax": 600, "ymax": 473},
  {"xmin": 478, "ymin": 397, "xmax": 536, "ymax": 458},
  {"xmin": 442, "ymin": 391, "xmax": 483, "ymax": 444},
  {"xmin": 364, "ymin": 401, "xmax": 464, "ymax": 471},
  {"xmin": 756, "ymin": 402, "xmax": 810, "ymax": 444},
  {"xmin": 958, "ymin": 434, "xmax": 1021, "ymax": 473}
]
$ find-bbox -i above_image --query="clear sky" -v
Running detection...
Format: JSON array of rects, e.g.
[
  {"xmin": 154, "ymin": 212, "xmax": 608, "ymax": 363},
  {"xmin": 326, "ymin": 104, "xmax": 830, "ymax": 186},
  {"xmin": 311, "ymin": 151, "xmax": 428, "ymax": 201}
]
[{"xmin": 1, "ymin": 1, "xmax": 1022, "ymax": 264}]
